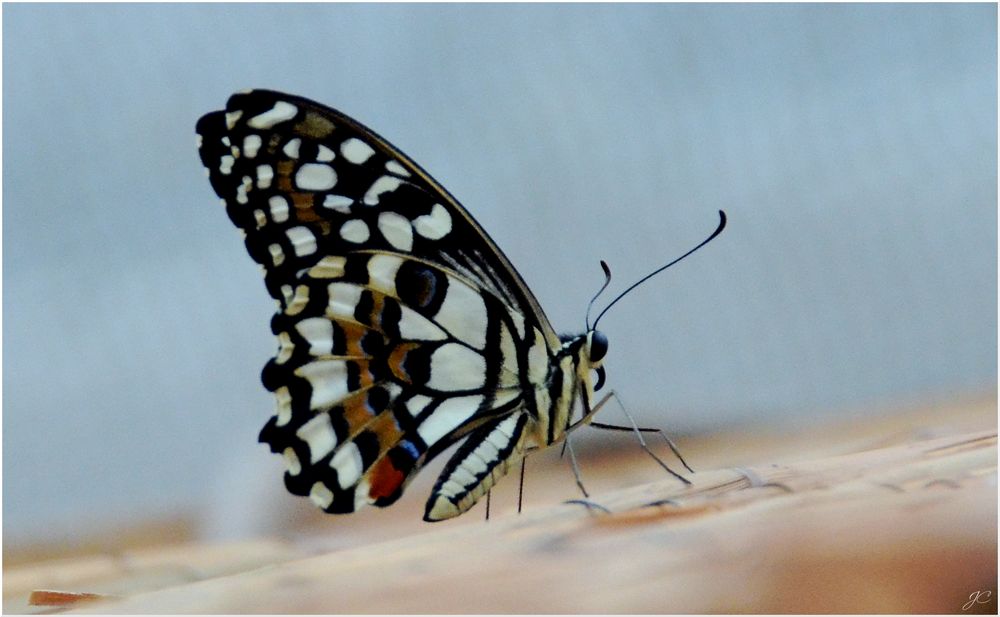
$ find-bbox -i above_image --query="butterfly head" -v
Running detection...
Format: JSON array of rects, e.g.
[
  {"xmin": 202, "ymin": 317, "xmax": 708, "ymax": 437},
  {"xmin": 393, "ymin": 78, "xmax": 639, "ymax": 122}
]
[{"xmin": 586, "ymin": 329, "xmax": 609, "ymax": 391}]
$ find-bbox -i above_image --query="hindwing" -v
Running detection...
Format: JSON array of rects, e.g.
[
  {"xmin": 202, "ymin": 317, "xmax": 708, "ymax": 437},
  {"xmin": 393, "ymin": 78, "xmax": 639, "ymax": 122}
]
[{"xmin": 197, "ymin": 90, "xmax": 558, "ymax": 515}]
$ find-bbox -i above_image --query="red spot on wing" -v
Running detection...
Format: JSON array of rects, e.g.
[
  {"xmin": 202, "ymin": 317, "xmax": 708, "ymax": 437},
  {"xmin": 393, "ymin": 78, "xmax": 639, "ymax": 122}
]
[{"xmin": 368, "ymin": 456, "xmax": 406, "ymax": 501}]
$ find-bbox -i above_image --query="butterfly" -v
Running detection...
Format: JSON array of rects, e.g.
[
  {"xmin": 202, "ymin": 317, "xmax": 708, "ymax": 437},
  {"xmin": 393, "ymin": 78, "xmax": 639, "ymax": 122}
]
[{"xmin": 196, "ymin": 90, "xmax": 724, "ymax": 521}]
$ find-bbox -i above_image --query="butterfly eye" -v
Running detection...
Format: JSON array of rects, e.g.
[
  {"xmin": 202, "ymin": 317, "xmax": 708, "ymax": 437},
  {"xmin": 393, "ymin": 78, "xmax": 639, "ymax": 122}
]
[{"xmin": 589, "ymin": 330, "xmax": 609, "ymax": 363}]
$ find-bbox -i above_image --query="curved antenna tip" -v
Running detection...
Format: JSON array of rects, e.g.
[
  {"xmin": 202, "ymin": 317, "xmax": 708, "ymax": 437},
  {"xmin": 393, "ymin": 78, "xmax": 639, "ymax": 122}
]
[
  {"xmin": 592, "ymin": 210, "xmax": 727, "ymax": 329},
  {"xmin": 600, "ymin": 260, "xmax": 611, "ymax": 277}
]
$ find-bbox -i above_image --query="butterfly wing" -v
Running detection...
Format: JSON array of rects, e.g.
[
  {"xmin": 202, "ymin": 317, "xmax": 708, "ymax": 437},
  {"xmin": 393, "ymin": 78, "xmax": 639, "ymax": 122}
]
[{"xmin": 197, "ymin": 90, "xmax": 557, "ymax": 514}]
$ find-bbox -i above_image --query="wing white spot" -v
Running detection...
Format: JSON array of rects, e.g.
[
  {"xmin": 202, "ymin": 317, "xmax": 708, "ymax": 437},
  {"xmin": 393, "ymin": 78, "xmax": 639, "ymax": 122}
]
[
  {"xmin": 363, "ymin": 176, "xmax": 403, "ymax": 206},
  {"xmin": 366, "ymin": 254, "xmax": 403, "ymax": 296},
  {"xmin": 283, "ymin": 138, "xmax": 302, "ymax": 159},
  {"xmin": 248, "ymin": 101, "xmax": 297, "ymax": 129},
  {"xmin": 498, "ymin": 324, "xmax": 520, "ymax": 387},
  {"xmin": 268, "ymin": 195, "xmax": 290, "ymax": 222},
  {"xmin": 295, "ymin": 317, "xmax": 334, "ymax": 356},
  {"xmin": 327, "ymin": 282, "xmax": 364, "ymax": 319},
  {"xmin": 331, "ymin": 442, "xmax": 364, "ymax": 489},
  {"xmin": 268, "ymin": 243, "xmax": 285, "ymax": 266},
  {"xmin": 282, "ymin": 448, "xmax": 302, "ymax": 475},
  {"xmin": 341, "ymin": 137, "xmax": 376, "ymax": 164},
  {"xmin": 355, "ymin": 478, "xmax": 372, "ymax": 509},
  {"xmin": 309, "ymin": 481, "xmax": 334, "ymax": 509},
  {"xmin": 398, "ymin": 306, "xmax": 448, "ymax": 342},
  {"xmin": 286, "ymin": 226, "xmax": 318, "ymax": 257},
  {"xmin": 339, "ymin": 219, "xmax": 370, "ymax": 243},
  {"xmin": 427, "ymin": 344, "xmax": 487, "ymax": 391},
  {"xmin": 417, "ymin": 395, "xmax": 484, "ymax": 445},
  {"xmin": 377, "ymin": 211, "xmax": 414, "ymax": 251},
  {"xmin": 284, "ymin": 284, "xmax": 310, "ymax": 316},
  {"xmin": 243, "ymin": 134, "xmax": 262, "ymax": 158},
  {"xmin": 527, "ymin": 335, "xmax": 548, "ymax": 384},
  {"xmin": 296, "ymin": 359, "xmax": 350, "ymax": 410},
  {"xmin": 434, "ymin": 279, "xmax": 488, "ymax": 349},
  {"xmin": 224, "ymin": 110, "xmax": 243, "ymax": 129},
  {"xmin": 253, "ymin": 209, "xmax": 267, "ymax": 228},
  {"xmin": 413, "ymin": 203, "xmax": 452, "ymax": 240},
  {"xmin": 508, "ymin": 309, "xmax": 526, "ymax": 340},
  {"xmin": 256, "ymin": 164, "xmax": 274, "ymax": 189},
  {"xmin": 296, "ymin": 413, "xmax": 339, "ymax": 463},
  {"xmin": 220, "ymin": 154, "xmax": 235, "ymax": 175},
  {"xmin": 275, "ymin": 386, "xmax": 292, "ymax": 426},
  {"xmin": 385, "ymin": 160, "xmax": 411, "ymax": 177},
  {"xmin": 235, "ymin": 176, "xmax": 252, "ymax": 204},
  {"xmin": 275, "ymin": 331, "xmax": 294, "ymax": 364},
  {"xmin": 323, "ymin": 194, "xmax": 354, "ymax": 212},
  {"xmin": 296, "ymin": 163, "xmax": 338, "ymax": 191},
  {"xmin": 308, "ymin": 255, "xmax": 347, "ymax": 279},
  {"xmin": 317, "ymin": 144, "xmax": 336, "ymax": 162},
  {"xmin": 405, "ymin": 394, "xmax": 433, "ymax": 418}
]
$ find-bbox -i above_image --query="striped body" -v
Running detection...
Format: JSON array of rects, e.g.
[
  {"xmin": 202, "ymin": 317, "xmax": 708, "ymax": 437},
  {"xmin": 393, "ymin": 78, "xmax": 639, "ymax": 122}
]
[{"xmin": 197, "ymin": 91, "xmax": 606, "ymax": 521}]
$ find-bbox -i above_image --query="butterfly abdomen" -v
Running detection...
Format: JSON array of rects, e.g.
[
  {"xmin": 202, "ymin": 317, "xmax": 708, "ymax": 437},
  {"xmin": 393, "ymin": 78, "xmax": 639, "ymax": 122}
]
[{"xmin": 424, "ymin": 413, "xmax": 531, "ymax": 521}]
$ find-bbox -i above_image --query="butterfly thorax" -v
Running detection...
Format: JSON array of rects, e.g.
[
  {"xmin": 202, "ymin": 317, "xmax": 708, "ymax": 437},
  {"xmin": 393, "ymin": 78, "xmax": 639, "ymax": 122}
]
[{"xmin": 528, "ymin": 330, "xmax": 608, "ymax": 448}]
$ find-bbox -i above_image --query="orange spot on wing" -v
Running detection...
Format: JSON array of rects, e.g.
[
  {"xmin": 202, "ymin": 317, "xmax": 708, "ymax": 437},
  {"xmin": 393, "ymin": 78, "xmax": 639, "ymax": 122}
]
[
  {"xmin": 369, "ymin": 412, "xmax": 403, "ymax": 449},
  {"xmin": 340, "ymin": 321, "xmax": 370, "ymax": 357},
  {"xmin": 276, "ymin": 161, "xmax": 295, "ymax": 190},
  {"xmin": 357, "ymin": 360, "xmax": 375, "ymax": 388},
  {"xmin": 387, "ymin": 343, "xmax": 420, "ymax": 384},
  {"xmin": 292, "ymin": 193, "xmax": 323, "ymax": 221},
  {"xmin": 342, "ymin": 391, "xmax": 376, "ymax": 434},
  {"xmin": 369, "ymin": 294, "xmax": 385, "ymax": 327}
]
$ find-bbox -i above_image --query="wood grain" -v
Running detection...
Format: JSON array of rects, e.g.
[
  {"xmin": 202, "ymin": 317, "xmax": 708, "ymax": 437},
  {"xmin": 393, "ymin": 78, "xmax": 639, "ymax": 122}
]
[
  {"xmin": 67, "ymin": 431, "xmax": 997, "ymax": 613},
  {"xmin": 6, "ymin": 395, "xmax": 995, "ymax": 614}
]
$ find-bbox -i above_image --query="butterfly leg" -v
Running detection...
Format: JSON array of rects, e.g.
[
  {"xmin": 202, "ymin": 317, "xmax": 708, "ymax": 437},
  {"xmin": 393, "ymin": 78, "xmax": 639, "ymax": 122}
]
[
  {"xmin": 564, "ymin": 436, "xmax": 590, "ymax": 498},
  {"xmin": 517, "ymin": 457, "xmax": 526, "ymax": 514},
  {"xmin": 611, "ymin": 388, "xmax": 693, "ymax": 472},
  {"xmin": 564, "ymin": 440, "xmax": 612, "ymax": 518},
  {"xmin": 563, "ymin": 499, "xmax": 612, "ymax": 515},
  {"xmin": 565, "ymin": 391, "xmax": 615, "ymax": 434},
  {"xmin": 588, "ymin": 390, "xmax": 692, "ymax": 484}
]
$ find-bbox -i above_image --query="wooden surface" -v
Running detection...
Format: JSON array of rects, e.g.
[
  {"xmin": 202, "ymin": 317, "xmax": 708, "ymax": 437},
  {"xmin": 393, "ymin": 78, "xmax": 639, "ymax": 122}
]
[{"xmin": 4, "ymin": 394, "xmax": 997, "ymax": 614}]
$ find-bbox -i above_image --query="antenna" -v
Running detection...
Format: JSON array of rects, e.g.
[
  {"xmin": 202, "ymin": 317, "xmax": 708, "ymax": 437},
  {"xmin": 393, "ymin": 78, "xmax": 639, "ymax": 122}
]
[
  {"xmin": 592, "ymin": 210, "xmax": 727, "ymax": 330},
  {"xmin": 584, "ymin": 260, "xmax": 613, "ymax": 330}
]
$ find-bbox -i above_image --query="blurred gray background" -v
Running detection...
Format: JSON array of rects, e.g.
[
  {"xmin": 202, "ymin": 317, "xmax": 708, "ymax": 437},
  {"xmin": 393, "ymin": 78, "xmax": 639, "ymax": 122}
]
[{"xmin": 4, "ymin": 4, "xmax": 996, "ymax": 547}]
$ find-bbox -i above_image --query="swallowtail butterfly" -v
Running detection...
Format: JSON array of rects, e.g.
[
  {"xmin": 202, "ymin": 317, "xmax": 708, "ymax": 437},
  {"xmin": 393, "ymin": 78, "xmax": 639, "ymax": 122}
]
[{"xmin": 197, "ymin": 90, "xmax": 724, "ymax": 521}]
